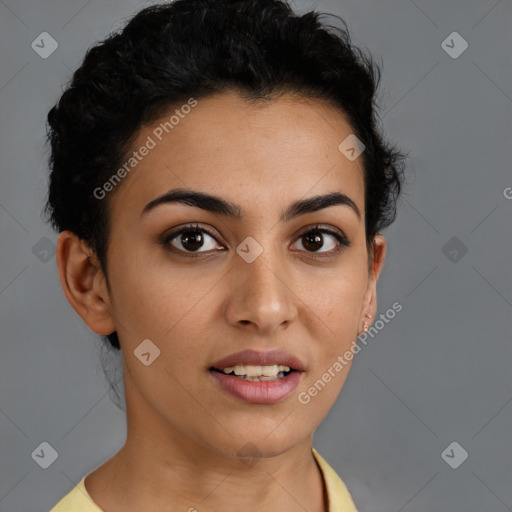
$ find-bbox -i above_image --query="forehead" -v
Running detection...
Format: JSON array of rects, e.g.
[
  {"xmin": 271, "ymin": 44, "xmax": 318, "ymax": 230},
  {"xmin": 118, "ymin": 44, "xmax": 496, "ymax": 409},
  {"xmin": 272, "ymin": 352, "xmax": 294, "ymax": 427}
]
[{"xmin": 108, "ymin": 91, "xmax": 365, "ymax": 222}]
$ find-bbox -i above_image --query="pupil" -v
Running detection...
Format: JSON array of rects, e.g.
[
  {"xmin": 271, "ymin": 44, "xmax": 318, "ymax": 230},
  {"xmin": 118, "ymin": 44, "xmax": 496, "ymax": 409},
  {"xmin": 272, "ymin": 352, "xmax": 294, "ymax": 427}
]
[
  {"xmin": 304, "ymin": 231, "xmax": 323, "ymax": 251},
  {"xmin": 182, "ymin": 231, "xmax": 203, "ymax": 251}
]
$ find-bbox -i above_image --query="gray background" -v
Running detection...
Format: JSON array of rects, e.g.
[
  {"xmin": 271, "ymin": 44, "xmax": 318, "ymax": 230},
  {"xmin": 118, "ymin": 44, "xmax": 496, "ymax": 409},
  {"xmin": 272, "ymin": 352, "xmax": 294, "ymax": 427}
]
[{"xmin": 0, "ymin": 0, "xmax": 511, "ymax": 511}]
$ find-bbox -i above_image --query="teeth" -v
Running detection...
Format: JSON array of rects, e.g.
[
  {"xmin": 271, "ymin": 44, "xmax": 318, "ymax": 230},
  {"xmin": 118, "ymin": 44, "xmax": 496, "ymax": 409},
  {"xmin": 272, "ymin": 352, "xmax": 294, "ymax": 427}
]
[
  {"xmin": 222, "ymin": 364, "xmax": 290, "ymax": 377},
  {"xmin": 262, "ymin": 365, "xmax": 278, "ymax": 377},
  {"xmin": 239, "ymin": 373, "xmax": 285, "ymax": 382}
]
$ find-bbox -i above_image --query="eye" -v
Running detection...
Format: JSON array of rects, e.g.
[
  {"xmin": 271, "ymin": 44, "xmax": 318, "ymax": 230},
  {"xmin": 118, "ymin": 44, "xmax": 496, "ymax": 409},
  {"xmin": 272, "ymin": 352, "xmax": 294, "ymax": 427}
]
[
  {"xmin": 161, "ymin": 224, "xmax": 225, "ymax": 256},
  {"xmin": 291, "ymin": 225, "xmax": 350, "ymax": 257},
  {"xmin": 161, "ymin": 223, "xmax": 350, "ymax": 258}
]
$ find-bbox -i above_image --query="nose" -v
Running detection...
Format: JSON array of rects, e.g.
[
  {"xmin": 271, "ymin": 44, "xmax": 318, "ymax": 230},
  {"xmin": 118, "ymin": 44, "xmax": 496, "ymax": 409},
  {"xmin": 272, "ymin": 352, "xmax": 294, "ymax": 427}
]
[{"xmin": 224, "ymin": 248, "xmax": 298, "ymax": 335}]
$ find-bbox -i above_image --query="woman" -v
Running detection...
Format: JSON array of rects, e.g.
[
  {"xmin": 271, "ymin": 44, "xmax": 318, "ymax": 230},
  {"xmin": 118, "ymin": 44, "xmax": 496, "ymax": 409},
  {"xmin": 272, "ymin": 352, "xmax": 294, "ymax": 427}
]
[{"xmin": 47, "ymin": 0, "xmax": 406, "ymax": 510}]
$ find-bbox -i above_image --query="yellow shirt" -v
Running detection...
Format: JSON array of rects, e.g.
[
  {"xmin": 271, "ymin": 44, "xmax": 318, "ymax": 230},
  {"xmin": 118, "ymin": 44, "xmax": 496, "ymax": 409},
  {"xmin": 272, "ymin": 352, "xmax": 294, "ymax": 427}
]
[{"xmin": 50, "ymin": 448, "xmax": 358, "ymax": 511}]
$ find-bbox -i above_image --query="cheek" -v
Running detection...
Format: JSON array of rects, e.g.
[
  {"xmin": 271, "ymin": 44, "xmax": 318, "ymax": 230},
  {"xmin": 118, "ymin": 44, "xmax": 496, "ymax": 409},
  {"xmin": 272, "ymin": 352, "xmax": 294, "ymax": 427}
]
[
  {"xmin": 298, "ymin": 261, "xmax": 367, "ymax": 389},
  {"xmin": 303, "ymin": 264, "xmax": 368, "ymax": 335},
  {"xmin": 106, "ymin": 245, "xmax": 210, "ymax": 339}
]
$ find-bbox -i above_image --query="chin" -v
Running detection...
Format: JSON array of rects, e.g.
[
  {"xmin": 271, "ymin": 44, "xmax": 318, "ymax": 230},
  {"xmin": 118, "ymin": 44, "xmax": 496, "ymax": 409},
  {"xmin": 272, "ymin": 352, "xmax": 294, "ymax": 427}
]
[{"xmin": 204, "ymin": 424, "xmax": 307, "ymax": 460}]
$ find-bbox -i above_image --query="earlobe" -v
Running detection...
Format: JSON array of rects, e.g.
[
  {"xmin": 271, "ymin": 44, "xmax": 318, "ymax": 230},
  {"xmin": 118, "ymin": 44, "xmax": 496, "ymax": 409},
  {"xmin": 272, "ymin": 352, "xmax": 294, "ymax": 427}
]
[
  {"xmin": 359, "ymin": 234, "xmax": 387, "ymax": 332},
  {"xmin": 56, "ymin": 231, "xmax": 116, "ymax": 335}
]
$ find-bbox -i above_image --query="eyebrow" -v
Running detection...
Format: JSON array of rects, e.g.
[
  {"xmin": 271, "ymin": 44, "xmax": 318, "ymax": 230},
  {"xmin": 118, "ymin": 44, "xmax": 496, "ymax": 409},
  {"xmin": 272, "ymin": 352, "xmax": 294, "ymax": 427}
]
[{"xmin": 141, "ymin": 188, "xmax": 361, "ymax": 222}]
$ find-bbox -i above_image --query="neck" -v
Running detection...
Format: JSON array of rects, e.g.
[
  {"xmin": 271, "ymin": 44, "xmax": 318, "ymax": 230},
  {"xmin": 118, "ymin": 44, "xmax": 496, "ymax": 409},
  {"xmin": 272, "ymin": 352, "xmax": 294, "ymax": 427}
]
[{"xmin": 84, "ymin": 365, "xmax": 327, "ymax": 511}]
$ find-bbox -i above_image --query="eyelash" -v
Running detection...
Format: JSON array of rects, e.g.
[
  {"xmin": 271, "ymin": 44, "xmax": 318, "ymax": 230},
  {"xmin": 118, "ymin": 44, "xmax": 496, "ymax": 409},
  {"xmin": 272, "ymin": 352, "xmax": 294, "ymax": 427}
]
[{"xmin": 161, "ymin": 223, "xmax": 350, "ymax": 259}]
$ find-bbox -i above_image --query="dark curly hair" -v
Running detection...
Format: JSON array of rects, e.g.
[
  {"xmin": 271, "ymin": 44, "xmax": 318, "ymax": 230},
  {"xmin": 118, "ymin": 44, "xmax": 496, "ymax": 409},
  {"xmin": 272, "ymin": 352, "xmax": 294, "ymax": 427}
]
[{"xmin": 44, "ymin": 0, "xmax": 407, "ymax": 351}]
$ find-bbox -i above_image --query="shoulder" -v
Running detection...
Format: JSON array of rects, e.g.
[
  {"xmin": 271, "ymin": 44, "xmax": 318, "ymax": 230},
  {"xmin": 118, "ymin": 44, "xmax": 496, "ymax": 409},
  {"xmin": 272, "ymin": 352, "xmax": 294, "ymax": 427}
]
[
  {"xmin": 312, "ymin": 448, "xmax": 359, "ymax": 512},
  {"xmin": 50, "ymin": 477, "xmax": 103, "ymax": 512}
]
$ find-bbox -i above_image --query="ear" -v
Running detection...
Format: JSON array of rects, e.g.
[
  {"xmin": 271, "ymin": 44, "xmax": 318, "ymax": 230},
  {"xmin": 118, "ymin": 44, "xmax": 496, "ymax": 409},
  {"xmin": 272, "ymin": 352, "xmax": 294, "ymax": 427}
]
[
  {"xmin": 56, "ymin": 230, "xmax": 116, "ymax": 335},
  {"xmin": 359, "ymin": 234, "xmax": 387, "ymax": 332}
]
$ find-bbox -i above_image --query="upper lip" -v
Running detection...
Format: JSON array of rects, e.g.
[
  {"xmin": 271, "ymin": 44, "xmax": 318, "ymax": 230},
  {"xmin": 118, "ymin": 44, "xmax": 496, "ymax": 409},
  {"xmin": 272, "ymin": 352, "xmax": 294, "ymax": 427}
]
[{"xmin": 210, "ymin": 349, "xmax": 306, "ymax": 372}]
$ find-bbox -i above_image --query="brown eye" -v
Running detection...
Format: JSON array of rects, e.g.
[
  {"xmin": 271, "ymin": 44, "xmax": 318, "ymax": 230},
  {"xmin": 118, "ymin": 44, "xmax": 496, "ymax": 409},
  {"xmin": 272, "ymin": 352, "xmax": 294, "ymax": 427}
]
[
  {"xmin": 178, "ymin": 230, "xmax": 205, "ymax": 252},
  {"xmin": 302, "ymin": 231, "xmax": 324, "ymax": 252},
  {"xmin": 292, "ymin": 226, "xmax": 350, "ymax": 256},
  {"xmin": 162, "ymin": 224, "xmax": 224, "ymax": 255}
]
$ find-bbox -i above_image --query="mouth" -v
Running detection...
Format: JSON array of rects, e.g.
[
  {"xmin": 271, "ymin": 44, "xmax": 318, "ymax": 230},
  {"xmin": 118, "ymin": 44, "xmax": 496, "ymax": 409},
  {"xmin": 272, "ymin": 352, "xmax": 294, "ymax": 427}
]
[{"xmin": 208, "ymin": 349, "xmax": 306, "ymax": 404}]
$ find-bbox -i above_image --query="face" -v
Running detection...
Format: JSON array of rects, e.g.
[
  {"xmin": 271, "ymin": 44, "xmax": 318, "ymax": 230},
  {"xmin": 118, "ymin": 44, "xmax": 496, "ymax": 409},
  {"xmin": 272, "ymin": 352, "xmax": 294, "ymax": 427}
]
[{"xmin": 83, "ymin": 91, "xmax": 385, "ymax": 459}]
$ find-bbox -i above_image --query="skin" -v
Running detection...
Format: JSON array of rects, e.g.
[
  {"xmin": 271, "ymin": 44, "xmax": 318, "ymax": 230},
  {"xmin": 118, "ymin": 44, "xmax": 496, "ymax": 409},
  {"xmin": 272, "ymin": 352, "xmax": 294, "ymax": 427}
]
[{"xmin": 56, "ymin": 90, "xmax": 386, "ymax": 512}]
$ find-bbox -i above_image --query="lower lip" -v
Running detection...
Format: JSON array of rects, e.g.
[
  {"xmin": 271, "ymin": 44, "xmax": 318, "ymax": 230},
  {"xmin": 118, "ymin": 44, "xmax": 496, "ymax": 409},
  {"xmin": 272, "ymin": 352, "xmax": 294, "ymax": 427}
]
[{"xmin": 209, "ymin": 370, "xmax": 303, "ymax": 404}]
